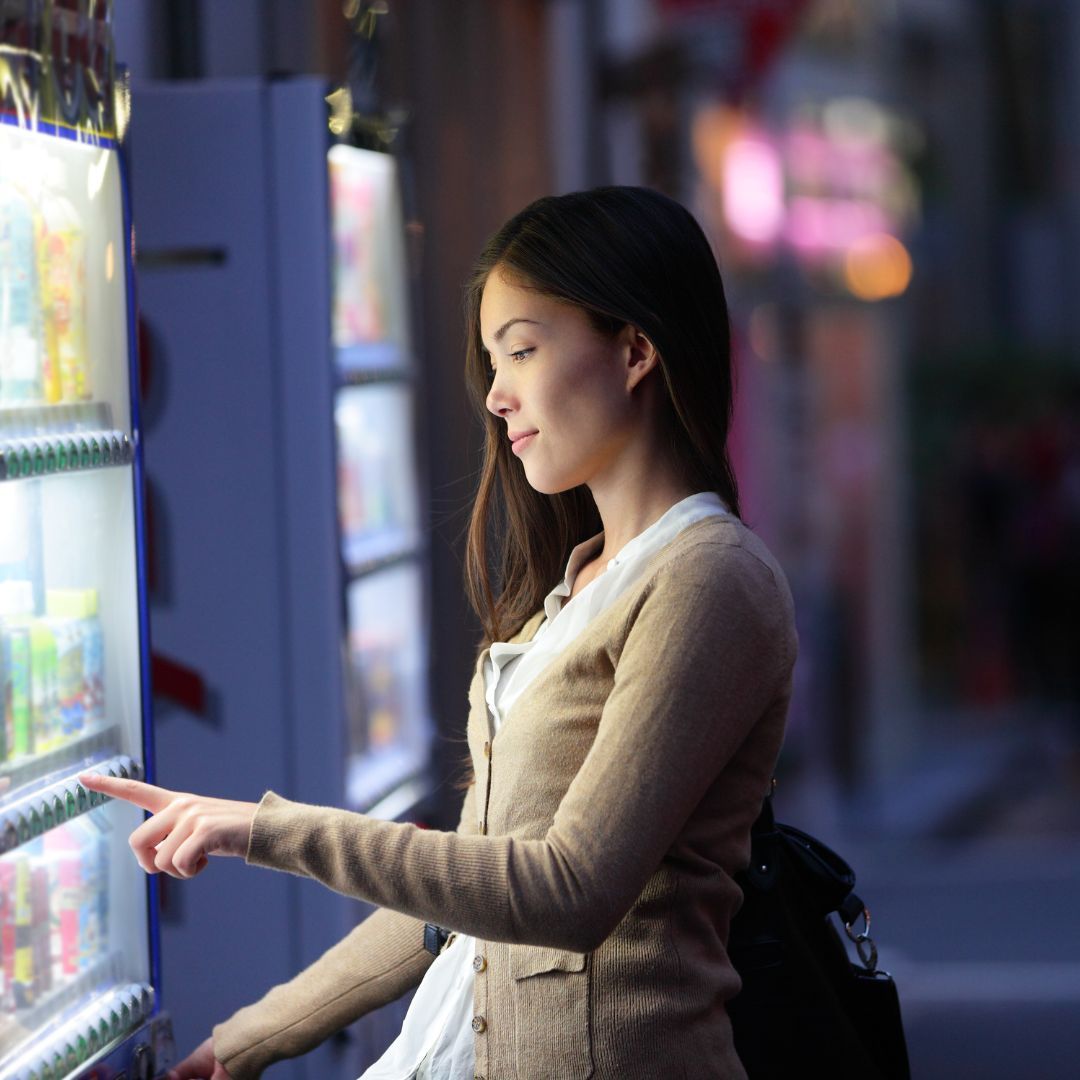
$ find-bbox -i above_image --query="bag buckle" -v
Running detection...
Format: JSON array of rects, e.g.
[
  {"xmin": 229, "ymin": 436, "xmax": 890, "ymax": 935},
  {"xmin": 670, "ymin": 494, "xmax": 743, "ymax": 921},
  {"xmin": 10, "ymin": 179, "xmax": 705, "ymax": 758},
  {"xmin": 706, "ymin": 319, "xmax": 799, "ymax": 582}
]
[{"xmin": 844, "ymin": 906, "xmax": 879, "ymax": 971}]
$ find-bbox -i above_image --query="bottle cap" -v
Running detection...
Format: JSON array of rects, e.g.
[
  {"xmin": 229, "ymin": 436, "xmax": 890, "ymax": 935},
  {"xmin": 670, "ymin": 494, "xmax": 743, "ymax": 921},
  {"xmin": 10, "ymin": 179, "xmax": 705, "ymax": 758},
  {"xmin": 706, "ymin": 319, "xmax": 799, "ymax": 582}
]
[
  {"xmin": 45, "ymin": 588, "xmax": 94, "ymax": 619},
  {"xmin": 0, "ymin": 580, "xmax": 34, "ymax": 617}
]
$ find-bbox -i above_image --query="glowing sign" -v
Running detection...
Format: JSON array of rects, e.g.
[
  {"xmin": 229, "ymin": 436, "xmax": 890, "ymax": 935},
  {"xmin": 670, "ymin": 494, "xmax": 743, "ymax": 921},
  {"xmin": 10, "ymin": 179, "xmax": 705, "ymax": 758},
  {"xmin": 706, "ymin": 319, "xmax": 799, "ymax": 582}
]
[{"xmin": 696, "ymin": 98, "xmax": 921, "ymax": 299}]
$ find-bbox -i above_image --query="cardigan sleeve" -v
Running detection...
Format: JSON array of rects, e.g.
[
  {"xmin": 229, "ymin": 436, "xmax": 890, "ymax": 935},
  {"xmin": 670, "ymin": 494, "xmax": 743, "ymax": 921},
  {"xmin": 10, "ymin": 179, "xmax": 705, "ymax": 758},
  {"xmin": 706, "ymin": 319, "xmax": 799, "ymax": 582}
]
[
  {"xmin": 243, "ymin": 543, "xmax": 797, "ymax": 955},
  {"xmin": 212, "ymin": 780, "xmax": 479, "ymax": 1080}
]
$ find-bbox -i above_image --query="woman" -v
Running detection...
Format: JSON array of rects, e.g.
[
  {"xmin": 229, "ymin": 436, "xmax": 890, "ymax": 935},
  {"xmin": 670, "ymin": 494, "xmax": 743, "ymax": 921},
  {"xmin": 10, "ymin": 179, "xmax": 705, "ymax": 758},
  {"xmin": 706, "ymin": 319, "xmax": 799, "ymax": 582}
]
[{"xmin": 83, "ymin": 186, "xmax": 798, "ymax": 1080}]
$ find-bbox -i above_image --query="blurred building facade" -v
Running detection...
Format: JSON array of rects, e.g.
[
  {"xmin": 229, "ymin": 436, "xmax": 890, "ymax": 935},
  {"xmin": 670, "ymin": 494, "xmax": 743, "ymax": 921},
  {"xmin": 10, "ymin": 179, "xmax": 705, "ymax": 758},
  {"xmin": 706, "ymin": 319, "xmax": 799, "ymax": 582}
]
[{"xmin": 566, "ymin": 0, "xmax": 1080, "ymax": 830}]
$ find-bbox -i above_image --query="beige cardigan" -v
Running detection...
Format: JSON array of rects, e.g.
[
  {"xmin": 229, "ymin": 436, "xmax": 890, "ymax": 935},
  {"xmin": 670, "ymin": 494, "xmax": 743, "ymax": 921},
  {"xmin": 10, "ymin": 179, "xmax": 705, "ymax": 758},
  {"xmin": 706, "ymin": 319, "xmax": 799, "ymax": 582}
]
[{"xmin": 214, "ymin": 514, "xmax": 798, "ymax": 1079}]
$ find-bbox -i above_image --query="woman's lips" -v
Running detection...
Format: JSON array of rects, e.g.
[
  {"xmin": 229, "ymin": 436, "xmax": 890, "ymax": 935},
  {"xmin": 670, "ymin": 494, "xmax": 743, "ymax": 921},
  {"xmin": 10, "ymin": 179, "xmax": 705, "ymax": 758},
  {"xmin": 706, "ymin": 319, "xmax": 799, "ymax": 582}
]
[{"xmin": 511, "ymin": 432, "xmax": 538, "ymax": 455}]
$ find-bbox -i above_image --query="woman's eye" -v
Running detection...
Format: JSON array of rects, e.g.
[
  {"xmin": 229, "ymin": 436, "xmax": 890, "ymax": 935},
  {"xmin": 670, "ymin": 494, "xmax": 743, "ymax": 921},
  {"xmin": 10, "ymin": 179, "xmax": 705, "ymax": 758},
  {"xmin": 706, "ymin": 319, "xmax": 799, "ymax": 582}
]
[{"xmin": 510, "ymin": 348, "xmax": 533, "ymax": 363}]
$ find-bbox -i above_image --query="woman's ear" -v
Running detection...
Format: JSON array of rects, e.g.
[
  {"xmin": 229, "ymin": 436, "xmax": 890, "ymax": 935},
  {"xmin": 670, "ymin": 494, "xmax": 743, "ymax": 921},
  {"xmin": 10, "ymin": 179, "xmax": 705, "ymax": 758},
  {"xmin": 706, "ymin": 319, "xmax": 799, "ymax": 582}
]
[{"xmin": 625, "ymin": 327, "xmax": 661, "ymax": 392}]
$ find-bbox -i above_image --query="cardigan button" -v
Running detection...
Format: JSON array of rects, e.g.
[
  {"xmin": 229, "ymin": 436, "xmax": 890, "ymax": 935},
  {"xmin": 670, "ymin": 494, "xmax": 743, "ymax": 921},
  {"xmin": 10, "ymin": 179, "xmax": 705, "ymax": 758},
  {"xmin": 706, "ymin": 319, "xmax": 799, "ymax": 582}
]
[
  {"xmin": 471, "ymin": 1015, "xmax": 487, "ymax": 1034},
  {"xmin": 483, "ymin": 740, "xmax": 491, "ymax": 758},
  {"xmin": 473, "ymin": 953, "xmax": 487, "ymax": 973}
]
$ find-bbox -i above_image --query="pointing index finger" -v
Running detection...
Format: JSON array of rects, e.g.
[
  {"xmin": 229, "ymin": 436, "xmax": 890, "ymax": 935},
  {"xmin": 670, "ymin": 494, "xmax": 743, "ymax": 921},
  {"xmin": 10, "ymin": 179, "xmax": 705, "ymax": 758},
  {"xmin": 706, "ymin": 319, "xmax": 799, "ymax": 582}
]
[{"xmin": 78, "ymin": 773, "xmax": 176, "ymax": 814}]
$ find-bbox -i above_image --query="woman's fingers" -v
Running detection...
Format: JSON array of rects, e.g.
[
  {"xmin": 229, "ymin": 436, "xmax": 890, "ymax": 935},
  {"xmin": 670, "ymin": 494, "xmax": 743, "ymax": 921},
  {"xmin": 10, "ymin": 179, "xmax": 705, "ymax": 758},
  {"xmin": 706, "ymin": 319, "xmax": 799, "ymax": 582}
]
[
  {"xmin": 76, "ymin": 772, "xmax": 257, "ymax": 879},
  {"xmin": 167, "ymin": 1035, "xmax": 229, "ymax": 1079},
  {"xmin": 149, "ymin": 809, "xmax": 212, "ymax": 879},
  {"xmin": 170, "ymin": 832, "xmax": 212, "ymax": 879},
  {"xmin": 78, "ymin": 773, "xmax": 177, "ymax": 813},
  {"xmin": 127, "ymin": 808, "xmax": 186, "ymax": 874}
]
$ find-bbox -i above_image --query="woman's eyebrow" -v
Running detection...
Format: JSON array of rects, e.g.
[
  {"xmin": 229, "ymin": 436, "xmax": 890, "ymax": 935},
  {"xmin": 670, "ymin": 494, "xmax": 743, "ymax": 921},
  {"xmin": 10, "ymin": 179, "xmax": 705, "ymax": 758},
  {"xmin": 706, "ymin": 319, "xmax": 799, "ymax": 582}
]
[{"xmin": 493, "ymin": 317, "xmax": 541, "ymax": 344}]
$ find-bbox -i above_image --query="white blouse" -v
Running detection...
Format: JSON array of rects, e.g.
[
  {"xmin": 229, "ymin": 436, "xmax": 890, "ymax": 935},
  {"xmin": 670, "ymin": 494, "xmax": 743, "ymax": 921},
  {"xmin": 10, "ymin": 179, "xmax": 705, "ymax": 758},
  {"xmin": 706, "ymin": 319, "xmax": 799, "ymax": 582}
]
[{"xmin": 357, "ymin": 491, "xmax": 732, "ymax": 1080}]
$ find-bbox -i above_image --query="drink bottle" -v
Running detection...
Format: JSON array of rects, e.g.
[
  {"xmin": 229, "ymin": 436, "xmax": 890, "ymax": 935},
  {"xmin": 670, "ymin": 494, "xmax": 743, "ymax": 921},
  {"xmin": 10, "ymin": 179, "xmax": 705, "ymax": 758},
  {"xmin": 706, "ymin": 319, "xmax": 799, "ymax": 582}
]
[
  {"xmin": 36, "ymin": 157, "xmax": 89, "ymax": 403},
  {"xmin": 0, "ymin": 176, "xmax": 44, "ymax": 403}
]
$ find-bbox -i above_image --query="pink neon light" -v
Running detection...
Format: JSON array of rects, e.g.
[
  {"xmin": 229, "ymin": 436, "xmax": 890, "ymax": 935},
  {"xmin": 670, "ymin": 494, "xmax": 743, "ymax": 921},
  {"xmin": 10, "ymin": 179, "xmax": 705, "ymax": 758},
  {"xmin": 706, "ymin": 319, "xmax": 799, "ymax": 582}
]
[
  {"xmin": 723, "ymin": 138, "xmax": 784, "ymax": 244},
  {"xmin": 784, "ymin": 197, "xmax": 891, "ymax": 253}
]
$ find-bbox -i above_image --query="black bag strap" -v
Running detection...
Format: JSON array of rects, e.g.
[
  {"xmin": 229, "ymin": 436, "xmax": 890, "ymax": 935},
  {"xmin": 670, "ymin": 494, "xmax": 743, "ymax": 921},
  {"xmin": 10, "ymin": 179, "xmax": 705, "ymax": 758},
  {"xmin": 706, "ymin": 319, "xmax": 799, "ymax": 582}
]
[{"xmin": 747, "ymin": 778, "xmax": 880, "ymax": 973}]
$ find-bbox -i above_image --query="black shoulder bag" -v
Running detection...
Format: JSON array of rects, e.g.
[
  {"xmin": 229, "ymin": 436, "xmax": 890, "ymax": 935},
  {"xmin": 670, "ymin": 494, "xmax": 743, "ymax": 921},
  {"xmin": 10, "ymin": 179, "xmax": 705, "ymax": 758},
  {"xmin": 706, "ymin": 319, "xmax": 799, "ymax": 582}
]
[{"xmin": 726, "ymin": 782, "xmax": 911, "ymax": 1079}]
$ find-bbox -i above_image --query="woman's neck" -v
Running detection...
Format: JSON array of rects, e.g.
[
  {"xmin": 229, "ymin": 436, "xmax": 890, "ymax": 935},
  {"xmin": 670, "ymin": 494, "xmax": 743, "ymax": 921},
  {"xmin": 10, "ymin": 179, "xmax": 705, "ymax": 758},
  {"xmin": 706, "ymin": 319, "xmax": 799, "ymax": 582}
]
[{"xmin": 589, "ymin": 485, "xmax": 698, "ymax": 567}]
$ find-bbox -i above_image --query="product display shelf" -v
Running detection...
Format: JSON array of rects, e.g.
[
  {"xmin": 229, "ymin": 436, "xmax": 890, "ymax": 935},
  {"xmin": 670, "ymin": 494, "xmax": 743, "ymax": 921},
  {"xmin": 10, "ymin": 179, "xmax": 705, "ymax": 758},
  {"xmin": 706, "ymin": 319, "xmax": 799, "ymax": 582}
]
[
  {"xmin": 335, "ymin": 341, "xmax": 409, "ymax": 380},
  {"xmin": 0, "ymin": 751, "xmax": 141, "ymax": 855},
  {"xmin": 343, "ymin": 531, "xmax": 423, "ymax": 582},
  {"xmin": 0, "ymin": 404, "xmax": 120, "ymax": 436},
  {"xmin": 0, "ymin": 429, "xmax": 133, "ymax": 481},
  {"xmin": 0, "ymin": 723, "xmax": 121, "ymax": 791},
  {"xmin": 4, "ymin": 978, "xmax": 156, "ymax": 1080}
]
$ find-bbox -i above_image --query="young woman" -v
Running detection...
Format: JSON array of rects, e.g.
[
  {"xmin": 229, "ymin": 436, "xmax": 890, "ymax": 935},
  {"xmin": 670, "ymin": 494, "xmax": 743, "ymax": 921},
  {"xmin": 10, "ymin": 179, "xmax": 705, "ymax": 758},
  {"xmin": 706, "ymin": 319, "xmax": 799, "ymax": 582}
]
[{"xmin": 83, "ymin": 186, "xmax": 798, "ymax": 1080}]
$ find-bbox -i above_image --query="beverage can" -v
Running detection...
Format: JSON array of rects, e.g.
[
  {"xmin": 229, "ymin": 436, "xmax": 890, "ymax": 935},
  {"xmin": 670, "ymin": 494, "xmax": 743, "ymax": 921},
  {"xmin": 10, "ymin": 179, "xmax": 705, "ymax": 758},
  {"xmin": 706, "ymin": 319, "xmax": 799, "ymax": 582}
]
[
  {"xmin": 13, "ymin": 850, "xmax": 34, "ymax": 1008},
  {"xmin": 30, "ymin": 619, "xmax": 59, "ymax": 753},
  {"xmin": 0, "ymin": 857, "xmax": 13, "ymax": 1008},
  {"xmin": 0, "ymin": 629, "xmax": 11, "ymax": 762},
  {"xmin": 30, "ymin": 862, "xmax": 51, "ymax": 998},
  {"xmin": 5, "ymin": 623, "xmax": 32, "ymax": 758},
  {"xmin": 52, "ymin": 618, "xmax": 84, "ymax": 738},
  {"xmin": 44, "ymin": 826, "xmax": 82, "ymax": 979}
]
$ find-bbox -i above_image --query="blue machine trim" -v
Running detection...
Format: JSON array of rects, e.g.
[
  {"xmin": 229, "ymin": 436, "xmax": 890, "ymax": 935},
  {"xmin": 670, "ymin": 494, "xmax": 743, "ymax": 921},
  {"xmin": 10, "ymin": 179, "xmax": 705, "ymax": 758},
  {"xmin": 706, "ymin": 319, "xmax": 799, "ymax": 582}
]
[{"xmin": 117, "ymin": 124, "xmax": 164, "ymax": 1004}]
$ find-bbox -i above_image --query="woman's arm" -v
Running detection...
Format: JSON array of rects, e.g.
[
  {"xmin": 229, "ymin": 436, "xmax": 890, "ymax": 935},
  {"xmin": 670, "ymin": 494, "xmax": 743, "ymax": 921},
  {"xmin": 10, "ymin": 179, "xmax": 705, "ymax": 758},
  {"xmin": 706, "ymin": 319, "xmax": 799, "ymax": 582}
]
[
  {"xmin": 84, "ymin": 543, "xmax": 794, "ymax": 960},
  {"xmin": 212, "ymin": 906, "xmax": 428, "ymax": 1080},
  {"xmin": 211, "ymin": 780, "xmax": 478, "ymax": 1080},
  {"xmin": 245, "ymin": 545, "xmax": 797, "ymax": 953}
]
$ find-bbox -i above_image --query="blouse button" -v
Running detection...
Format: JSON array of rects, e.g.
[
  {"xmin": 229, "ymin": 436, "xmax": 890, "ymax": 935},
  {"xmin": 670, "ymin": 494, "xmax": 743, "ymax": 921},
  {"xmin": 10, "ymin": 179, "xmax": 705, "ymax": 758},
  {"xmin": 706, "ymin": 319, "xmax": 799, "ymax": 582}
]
[
  {"xmin": 471, "ymin": 1015, "xmax": 487, "ymax": 1034},
  {"xmin": 473, "ymin": 953, "xmax": 487, "ymax": 973}
]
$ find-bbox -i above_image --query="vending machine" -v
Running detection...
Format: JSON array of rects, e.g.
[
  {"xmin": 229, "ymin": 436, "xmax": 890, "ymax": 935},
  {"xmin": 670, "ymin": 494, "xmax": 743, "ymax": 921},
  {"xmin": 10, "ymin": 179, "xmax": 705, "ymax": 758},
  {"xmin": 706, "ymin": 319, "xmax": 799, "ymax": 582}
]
[
  {"xmin": 327, "ymin": 142, "xmax": 430, "ymax": 813},
  {"xmin": 127, "ymin": 78, "xmax": 434, "ymax": 1072},
  {"xmin": 0, "ymin": 2, "xmax": 173, "ymax": 1078}
]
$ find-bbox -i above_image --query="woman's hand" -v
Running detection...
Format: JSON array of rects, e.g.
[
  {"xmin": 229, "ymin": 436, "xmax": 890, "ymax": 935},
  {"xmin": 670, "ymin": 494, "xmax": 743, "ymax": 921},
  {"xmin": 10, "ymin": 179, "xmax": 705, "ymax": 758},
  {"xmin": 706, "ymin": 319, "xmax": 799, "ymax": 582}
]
[
  {"xmin": 167, "ymin": 1035, "xmax": 233, "ymax": 1079},
  {"xmin": 77, "ymin": 772, "xmax": 258, "ymax": 880}
]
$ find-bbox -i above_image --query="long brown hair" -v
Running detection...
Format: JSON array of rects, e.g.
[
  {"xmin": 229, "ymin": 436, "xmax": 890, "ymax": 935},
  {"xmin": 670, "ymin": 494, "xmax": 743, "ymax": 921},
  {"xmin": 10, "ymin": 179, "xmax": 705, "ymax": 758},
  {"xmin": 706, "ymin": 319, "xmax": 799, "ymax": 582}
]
[{"xmin": 462, "ymin": 186, "xmax": 742, "ymax": 651}]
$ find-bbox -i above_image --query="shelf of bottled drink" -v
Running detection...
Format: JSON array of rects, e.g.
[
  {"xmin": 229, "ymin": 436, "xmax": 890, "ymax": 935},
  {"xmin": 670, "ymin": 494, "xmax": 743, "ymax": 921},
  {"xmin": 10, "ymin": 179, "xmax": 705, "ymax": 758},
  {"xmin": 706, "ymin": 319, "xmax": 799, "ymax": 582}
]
[
  {"xmin": 3, "ymin": 978, "xmax": 156, "ymax": 1080},
  {"xmin": 1, "ymin": 752, "xmax": 141, "ymax": 854}
]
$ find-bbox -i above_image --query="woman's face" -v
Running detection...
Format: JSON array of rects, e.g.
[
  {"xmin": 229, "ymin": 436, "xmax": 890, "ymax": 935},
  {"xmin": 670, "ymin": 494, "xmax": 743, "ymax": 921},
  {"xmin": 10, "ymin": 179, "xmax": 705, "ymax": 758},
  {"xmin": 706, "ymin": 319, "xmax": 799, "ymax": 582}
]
[{"xmin": 481, "ymin": 267, "xmax": 639, "ymax": 495}]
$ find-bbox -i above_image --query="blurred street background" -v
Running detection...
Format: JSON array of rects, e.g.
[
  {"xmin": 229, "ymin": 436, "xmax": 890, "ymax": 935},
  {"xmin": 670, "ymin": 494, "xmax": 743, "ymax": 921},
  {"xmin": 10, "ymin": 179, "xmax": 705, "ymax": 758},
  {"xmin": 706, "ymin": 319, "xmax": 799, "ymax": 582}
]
[{"xmin": 111, "ymin": 1, "xmax": 1080, "ymax": 1076}]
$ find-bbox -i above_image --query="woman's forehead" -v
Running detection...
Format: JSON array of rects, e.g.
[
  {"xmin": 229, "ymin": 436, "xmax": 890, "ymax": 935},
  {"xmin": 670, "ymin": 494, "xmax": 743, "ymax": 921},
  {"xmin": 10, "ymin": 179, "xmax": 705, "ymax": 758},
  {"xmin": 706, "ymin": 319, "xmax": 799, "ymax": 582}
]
[
  {"xmin": 480, "ymin": 267, "xmax": 536, "ymax": 314},
  {"xmin": 480, "ymin": 270, "xmax": 582, "ymax": 344}
]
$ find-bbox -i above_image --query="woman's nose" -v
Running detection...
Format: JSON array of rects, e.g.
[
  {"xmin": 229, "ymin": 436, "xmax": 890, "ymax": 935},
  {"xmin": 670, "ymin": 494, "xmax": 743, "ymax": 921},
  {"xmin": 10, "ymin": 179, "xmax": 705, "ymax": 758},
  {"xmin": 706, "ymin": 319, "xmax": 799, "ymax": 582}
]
[{"xmin": 486, "ymin": 370, "xmax": 514, "ymax": 417}]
